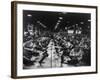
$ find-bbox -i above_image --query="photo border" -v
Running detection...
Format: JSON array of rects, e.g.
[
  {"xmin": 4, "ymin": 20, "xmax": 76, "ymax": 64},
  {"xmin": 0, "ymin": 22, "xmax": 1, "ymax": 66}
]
[{"xmin": 11, "ymin": 1, "xmax": 98, "ymax": 78}]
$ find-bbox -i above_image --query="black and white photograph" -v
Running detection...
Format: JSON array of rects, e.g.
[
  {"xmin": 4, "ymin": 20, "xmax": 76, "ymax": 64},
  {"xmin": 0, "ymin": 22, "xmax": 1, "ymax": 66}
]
[
  {"xmin": 23, "ymin": 10, "xmax": 91, "ymax": 69},
  {"xmin": 11, "ymin": 1, "xmax": 97, "ymax": 78}
]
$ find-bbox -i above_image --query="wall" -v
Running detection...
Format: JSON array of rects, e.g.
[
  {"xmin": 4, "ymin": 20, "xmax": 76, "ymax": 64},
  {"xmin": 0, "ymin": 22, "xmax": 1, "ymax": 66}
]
[{"xmin": 0, "ymin": 0, "xmax": 99, "ymax": 80}]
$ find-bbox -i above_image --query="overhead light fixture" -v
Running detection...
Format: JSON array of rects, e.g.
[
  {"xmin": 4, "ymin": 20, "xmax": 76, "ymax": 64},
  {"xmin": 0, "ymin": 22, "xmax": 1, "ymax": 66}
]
[
  {"xmin": 88, "ymin": 19, "xmax": 91, "ymax": 22},
  {"xmin": 27, "ymin": 14, "xmax": 32, "ymax": 17},
  {"xmin": 58, "ymin": 20, "xmax": 61, "ymax": 23},
  {"xmin": 37, "ymin": 21, "xmax": 46, "ymax": 28},
  {"xmin": 80, "ymin": 22, "xmax": 84, "ymax": 24},
  {"xmin": 59, "ymin": 17, "xmax": 63, "ymax": 20}
]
